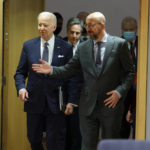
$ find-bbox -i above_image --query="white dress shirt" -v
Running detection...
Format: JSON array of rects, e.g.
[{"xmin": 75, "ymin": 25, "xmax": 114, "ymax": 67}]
[{"xmin": 41, "ymin": 34, "xmax": 55, "ymax": 65}]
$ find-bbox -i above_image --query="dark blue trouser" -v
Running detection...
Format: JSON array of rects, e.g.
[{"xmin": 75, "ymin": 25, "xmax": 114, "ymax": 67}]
[{"xmin": 27, "ymin": 109, "xmax": 66, "ymax": 150}]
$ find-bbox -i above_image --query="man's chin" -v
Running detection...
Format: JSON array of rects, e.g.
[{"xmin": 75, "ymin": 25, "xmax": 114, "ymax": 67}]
[
  {"xmin": 40, "ymin": 33, "xmax": 45, "ymax": 37},
  {"xmin": 41, "ymin": 35, "xmax": 47, "ymax": 40}
]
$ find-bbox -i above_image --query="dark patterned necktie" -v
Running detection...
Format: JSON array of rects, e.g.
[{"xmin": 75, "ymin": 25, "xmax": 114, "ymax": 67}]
[
  {"xmin": 96, "ymin": 42, "xmax": 102, "ymax": 70},
  {"xmin": 130, "ymin": 42, "xmax": 135, "ymax": 59},
  {"xmin": 42, "ymin": 42, "xmax": 49, "ymax": 62}
]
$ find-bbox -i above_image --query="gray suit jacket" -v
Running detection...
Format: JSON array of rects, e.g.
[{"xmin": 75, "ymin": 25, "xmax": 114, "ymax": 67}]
[{"xmin": 52, "ymin": 35, "xmax": 135, "ymax": 116}]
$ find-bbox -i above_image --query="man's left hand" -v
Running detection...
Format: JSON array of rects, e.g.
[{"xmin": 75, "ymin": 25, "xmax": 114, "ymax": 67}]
[
  {"xmin": 104, "ymin": 90, "xmax": 119, "ymax": 108},
  {"xmin": 64, "ymin": 103, "xmax": 74, "ymax": 115}
]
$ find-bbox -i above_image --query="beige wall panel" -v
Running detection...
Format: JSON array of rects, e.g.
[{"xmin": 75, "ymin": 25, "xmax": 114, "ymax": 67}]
[
  {"xmin": 136, "ymin": 0, "xmax": 149, "ymax": 139},
  {"xmin": 2, "ymin": 0, "xmax": 44, "ymax": 150}
]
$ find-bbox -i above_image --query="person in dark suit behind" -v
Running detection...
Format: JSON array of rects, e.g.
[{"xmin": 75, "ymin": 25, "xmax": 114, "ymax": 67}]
[
  {"xmin": 63, "ymin": 17, "xmax": 83, "ymax": 150},
  {"xmin": 14, "ymin": 12, "xmax": 77, "ymax": 150},
  {"xmin": 53, "ymin": 12, "xmax": 63, "ymax": 37},
  {"xmin": 120, "ymin": 16, "xmax": 138, "ymax": 139},
  {"xmin": 64, "ymin": 17, "xmax": 83, "ymax": 54},
  {"xmin": 76, "ymin": 11, "xmax": 89, "ymax": 41},
  {"xmin": 32, "ymin": 12, "xmax": 135, "ymax": 150}
]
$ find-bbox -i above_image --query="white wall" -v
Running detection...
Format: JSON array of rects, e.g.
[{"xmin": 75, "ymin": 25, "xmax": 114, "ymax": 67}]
[{"xmin": 45, "ymin": 0, "xmax": 139, "ymax": 37}]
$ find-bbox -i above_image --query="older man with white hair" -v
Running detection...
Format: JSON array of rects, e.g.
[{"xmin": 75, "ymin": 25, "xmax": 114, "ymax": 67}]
[{"xmin": 14, "ymin": 11, "xmax": 77, "ymax": 150}]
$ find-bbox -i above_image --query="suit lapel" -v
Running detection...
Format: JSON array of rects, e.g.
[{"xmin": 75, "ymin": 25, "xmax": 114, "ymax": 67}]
[
  {"xmin": 51, "ymin": 37, "xmax": 66, "ymax": 66},
  {"xmin": 98, "ymin": 35, "xmax": 114, "ymax": 76},
  {"xmin": 51, "ymin": 38, "xmax": 58, "ymax": 65},
  {"xmin": 31, "ymin": 37, "xmax": 44, "ymax": 77},
  {"xmin": 31, "ymin": 37, "xmax": 41, "ymax": 63},
  {"xmin": 86, "ymin": 39, "xmax": 98, "ymax": 77},
  {"xmin": 36, "ymin": 38, "xmax": 41, "ymax": 60}
]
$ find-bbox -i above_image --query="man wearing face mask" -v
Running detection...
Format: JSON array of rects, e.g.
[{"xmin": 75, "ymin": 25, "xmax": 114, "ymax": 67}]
[{"xmin": 120, "ymin": 16, "xmax": 138, "ymax": 139}]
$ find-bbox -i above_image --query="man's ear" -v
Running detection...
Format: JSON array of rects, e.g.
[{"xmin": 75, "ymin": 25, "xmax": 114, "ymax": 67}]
[
  {"xmin": 101, "ymin": 23, "xmax": 105, "ymax": 29},
  {"xmin": 53, "ymin": 24, "xmax": 57, "ymax": 32}
]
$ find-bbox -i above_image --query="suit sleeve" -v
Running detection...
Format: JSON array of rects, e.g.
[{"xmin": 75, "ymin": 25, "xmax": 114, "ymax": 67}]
[
  {"xmin": 14, "ymin": 44, "xmax": 28, "ymax": 92},
  {"xmin": 115, "ymin": 41, "xmax": 135, "ymax": 98},
  {"xmin": 52, "ymin": 48, "xmax": 81, "ymax": 78}
]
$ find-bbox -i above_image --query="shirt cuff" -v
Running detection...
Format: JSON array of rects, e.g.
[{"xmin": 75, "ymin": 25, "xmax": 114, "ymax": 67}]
[
  {"xmin": 114, "ymin": 90, "xmax": 121, "ymax": 99},
  {"xmin": 50, "ymin": 66, "xmax": 53, "ymax": 75},
  {"xmin": 68, "ymin": 103, "xmax": 78, "ymax": 107},
  {"xmin": 19, "ymin": 88, "xmax": 26, "ymax": 94}
]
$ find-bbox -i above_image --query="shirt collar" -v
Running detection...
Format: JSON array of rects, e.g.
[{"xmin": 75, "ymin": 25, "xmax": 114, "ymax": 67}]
[
  {"xmin": 94, "ymin": 33, "xmax": 108, "ymax": 45},
  {"xmin": 41, "ymin": 34, "xmax": 55, "ymax": 46},
  {"xmin": 73, "ymin": 40, "xmax": 80, "ymax": 48},
  {"xmin": 68, "ymin": 40, "xmax": 80, "ymax": 48}
]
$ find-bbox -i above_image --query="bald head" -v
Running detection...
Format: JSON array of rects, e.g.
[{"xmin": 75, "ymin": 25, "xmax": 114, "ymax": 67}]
[
  {"xmin": 38, "ymin": 12, "xmax": 57, "ymax": 26},
  {"xmin": 85, "ymin": 12, "xmax": 106, "ymax": 41},
  {"xmin": 86, "ymin": 12, "xmax": 106, "ymax": 25}
]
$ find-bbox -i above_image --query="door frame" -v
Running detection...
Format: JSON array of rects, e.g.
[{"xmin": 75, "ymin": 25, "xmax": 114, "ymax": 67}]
[{"xmin": 136, "ymin": 0, "xmax": 149, "ymax": 139}]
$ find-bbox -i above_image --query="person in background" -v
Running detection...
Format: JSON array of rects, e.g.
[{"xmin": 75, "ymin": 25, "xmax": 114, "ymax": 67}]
[
  {"xmin": 120, "ymin": 16, "xmax": 138, "ymax": 139},
  {"xmin": 76, "ymin": 11, "xmax": 89, "ymax": 41},
  {"xmin": 64, "ymin": 17, "xmax": 83, "ymax": 54},
  {"xmin": 32, "ymin": 12, "xmax": 135, "ymax": 150},
  {"xmin": 63, "ymin": 17, "xmax": 83, "ymax": 150},
  {"xmin": 54, "ymin": 12, "xmax": 63, "ymax": 37},
  {"xmin": 14, "ymin": 11, "xmax": 78, "ymax": 150}
]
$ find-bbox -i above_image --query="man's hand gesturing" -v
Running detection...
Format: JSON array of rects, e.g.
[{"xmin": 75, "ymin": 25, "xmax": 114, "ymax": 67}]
[{"xmin": 32, "ymin": 59, "xmax": 51, "ymax": 74}]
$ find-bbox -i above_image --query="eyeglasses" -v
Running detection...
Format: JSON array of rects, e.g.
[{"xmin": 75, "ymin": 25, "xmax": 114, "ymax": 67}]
[{"xmin": 84, "ymin": 23, "xmax": 101, "ymax": 28}]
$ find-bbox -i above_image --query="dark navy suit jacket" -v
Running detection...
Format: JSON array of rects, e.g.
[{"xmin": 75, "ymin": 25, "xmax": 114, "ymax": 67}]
[
  {"xmin": 62, "ymin": 37, "xmax": 84, "ymax": 104},
  {"xmin": 14, "ymin": 36, "xmax": 77, "ymax": 114}
]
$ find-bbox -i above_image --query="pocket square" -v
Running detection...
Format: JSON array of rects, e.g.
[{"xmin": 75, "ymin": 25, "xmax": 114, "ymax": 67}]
[{"xmin": 58, "ymin": 55, "xmax": 64, "ymax": 58}]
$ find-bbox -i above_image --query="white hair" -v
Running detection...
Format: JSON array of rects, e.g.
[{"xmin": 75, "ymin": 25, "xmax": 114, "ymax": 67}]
[{"xmin": 37, "ymin": 11, "xmax": 57, "ymax": 26}]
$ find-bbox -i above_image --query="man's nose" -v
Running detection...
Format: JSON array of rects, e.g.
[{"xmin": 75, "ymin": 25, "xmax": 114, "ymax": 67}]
[
  {"xmin": 40, "ymin": 25, "xmax": 45, "ymax": 30},
  {"xmin": 73, "ymin": 33, "xmax": 77, "ymax": 37}
]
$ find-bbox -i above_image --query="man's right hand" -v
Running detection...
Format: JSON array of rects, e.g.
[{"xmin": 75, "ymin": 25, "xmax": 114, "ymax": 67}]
[
  {"xmin": 32, "ymin": 59, "xmax": 51, "ymax": 74},
  {"xmin": 126, "ymin": 110, "xmax": 133, "ymax": 123},
  {"xmin": 19, "ymin": 89, "xmax": 29, "ymax": 102}
]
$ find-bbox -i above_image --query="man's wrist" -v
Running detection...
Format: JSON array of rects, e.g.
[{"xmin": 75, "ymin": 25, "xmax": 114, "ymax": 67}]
[
  {"xmin": 114, "ymin": 90, "xmax": 121, "ymax": 99},
  {"xmin": 49, "ymin": 66, "xmax": 53, "ymax": 75},
  {"xmin": 19, "ymin": 88, "xmax": 26, "ymax": 94},
  {"xmin": 68, "ymin": 103, "xmax": 78, "ymax": 107}
]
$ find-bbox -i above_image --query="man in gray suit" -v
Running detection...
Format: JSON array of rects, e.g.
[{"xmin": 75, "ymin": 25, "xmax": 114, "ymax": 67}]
[{"xmin": 32, "ymin": 12, "xmax": 135, "ymax": 150}]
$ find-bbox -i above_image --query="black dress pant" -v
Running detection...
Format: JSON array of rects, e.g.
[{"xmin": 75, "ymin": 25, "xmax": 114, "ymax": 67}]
[
  {"xmin": 65, "ymin": 108, "xmax": 81, "ymax": 150},
  {"xmin": 27, "ymin": 104, "xmax": 66, "ymax": 150},
  {"xmin": 79, "ymin": 104, "xmax": 123, "ymax": 150}
]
